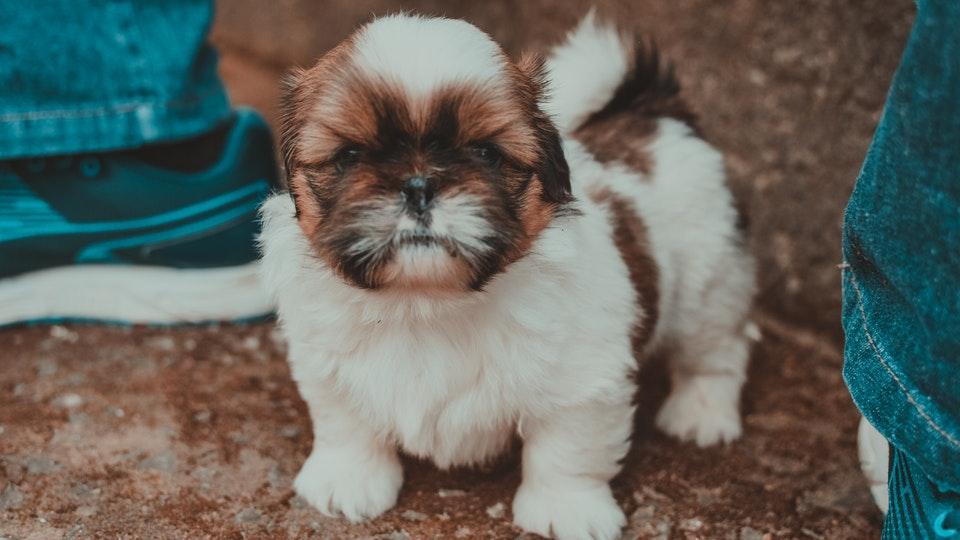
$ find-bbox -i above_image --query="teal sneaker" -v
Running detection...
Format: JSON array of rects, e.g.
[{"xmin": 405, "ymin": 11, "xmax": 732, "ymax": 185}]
[{"xmin": 0, "ymin": 108, "xmax": 278, "ymax": 326}]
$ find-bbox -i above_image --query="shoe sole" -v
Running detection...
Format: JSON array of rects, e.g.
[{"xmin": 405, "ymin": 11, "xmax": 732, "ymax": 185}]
[
  {"xmin": 858, "ymin": 415, "xmax": 890, "ymax": 514},
  {"xmin": 0, "ymin": 262, "xmax": 273, "ymax": 327}
]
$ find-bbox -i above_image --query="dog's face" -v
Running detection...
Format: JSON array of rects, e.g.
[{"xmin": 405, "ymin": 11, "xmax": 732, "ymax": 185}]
[{"xmin": 280, "ymin": 15, "xmax": 572, "ymax": 292}]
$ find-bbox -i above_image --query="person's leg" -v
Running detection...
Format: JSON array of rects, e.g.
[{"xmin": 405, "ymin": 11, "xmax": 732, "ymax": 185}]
[
  {"xmin": 842, "ymin": 0, "xmax": 960, "ymax": 535},
  {"xmin": 0, "ymin": 1, "xmax": 278, "ymax": 325},
  {"xmin": 0, "ymin": 0, "xmax": 229, "ymax": 157},
  {"xmin": 884, "ymin": 445, "xmax": 960, "ymax": 538}
]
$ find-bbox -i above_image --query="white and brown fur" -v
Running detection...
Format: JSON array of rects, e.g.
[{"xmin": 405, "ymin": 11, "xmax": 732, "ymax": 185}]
[{"xmin": 259, "ymin": 12, "xmax": 755, "ymax": 540}]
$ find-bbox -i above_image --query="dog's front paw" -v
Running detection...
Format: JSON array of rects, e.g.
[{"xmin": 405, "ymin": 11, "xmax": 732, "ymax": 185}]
[
  {"xmin": 293, "ymin": 446, "xmax": 403, "ymax": 522},
  {"xmin": 512, "ymin": 482, "xmax": 625, "ymax": 540},
  {"xmin": 655, "ymin": 383, "xmax": 742, "ymax": 447}
]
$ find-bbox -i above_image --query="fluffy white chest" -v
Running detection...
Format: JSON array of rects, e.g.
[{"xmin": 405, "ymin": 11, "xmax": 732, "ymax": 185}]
[{"xmin": 324, "ymin": 311, "xmax": 546, "ymax": 467}]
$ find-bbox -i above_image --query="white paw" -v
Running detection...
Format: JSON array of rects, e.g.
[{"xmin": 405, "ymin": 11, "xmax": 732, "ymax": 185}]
[
  {"xmin": 655, "ymin": 384, "xmax": 742, "ymax": 446},
  {"xmin": 293, "ymin": 446, "xmax": 403, "ymax": 522},
  {"xmin": 512, "ymin": 482, "xmax": 626, "ymax": 540}
]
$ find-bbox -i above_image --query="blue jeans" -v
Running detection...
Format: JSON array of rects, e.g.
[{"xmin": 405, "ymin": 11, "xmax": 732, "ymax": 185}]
[
  {"xmin": 842, "ymin": 0, "xmax": 960, "ymax": 521},
  {"xmin": 0, "ymin": 0, "xmax": 229, "ymax": 159}
]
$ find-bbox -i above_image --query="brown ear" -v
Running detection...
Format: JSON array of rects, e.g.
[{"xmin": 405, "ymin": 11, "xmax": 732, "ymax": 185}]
[
  {"xmin": 517, "ymin": 53, "xmax": 572, "ymax": 204},
  {"xmin": 278, "ymin": 68, "xmax": 308, "ymax": 216},
  {"xmin": 278, "ymin": 68, "xmax": 306, "ymax": 187},
  {"xmin": 533, "ymin": 115, "xmax": 572, "ymax": 203}
]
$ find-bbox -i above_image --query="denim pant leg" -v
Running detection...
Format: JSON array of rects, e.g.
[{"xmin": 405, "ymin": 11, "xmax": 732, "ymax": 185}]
[
  {"xmin": 842, "ymin": 0, "xmax": 960, "ymax": 496},
  {"xmin": 0, "ymin": 0, "xmax": 231, "ymax": 159}
]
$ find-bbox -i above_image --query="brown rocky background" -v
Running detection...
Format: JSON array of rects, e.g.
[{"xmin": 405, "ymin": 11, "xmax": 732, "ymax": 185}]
[{"xmin": 1, "ymin": 1, "xmax": 914, "ymax": 538}]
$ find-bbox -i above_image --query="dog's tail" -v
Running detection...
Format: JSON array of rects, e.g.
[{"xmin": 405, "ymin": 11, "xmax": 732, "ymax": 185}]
[{"xmin": 544, "ymin": 10, "xmax": 688, "ymax": 135}]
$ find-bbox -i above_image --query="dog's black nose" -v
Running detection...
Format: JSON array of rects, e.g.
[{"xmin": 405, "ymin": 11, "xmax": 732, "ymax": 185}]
[{"xmin": 402, "ymin": 176, "xmax": 435, "ymax": 215}]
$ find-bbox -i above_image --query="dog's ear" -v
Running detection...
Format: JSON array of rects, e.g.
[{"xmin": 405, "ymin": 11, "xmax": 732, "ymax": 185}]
[
  {"xmin": 517, "ymin": 53, "xmax": 572, "ymax": 204},
  {"xmin": 279, "ymin": 67, "xmax": 306, "ymax": 187},
  {"xmin": 278, "ymin": 68, "xmax": 307, "ymax": 215},
  {"xmin": 532, "ymin": 114, "xmax": 572, "ymax": 203}
]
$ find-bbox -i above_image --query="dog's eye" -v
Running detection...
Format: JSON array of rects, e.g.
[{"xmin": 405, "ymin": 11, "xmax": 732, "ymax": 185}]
[
  {"xmin": 468, "ymin": 143, "xmax": 502, "ymax": 167},
  {"xmin": 332, "ymin": 146, "xmax": 362, "ymax": 172}
]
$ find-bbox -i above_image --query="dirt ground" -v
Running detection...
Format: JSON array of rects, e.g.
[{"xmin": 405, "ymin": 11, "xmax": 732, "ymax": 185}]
[
  {"xmin": 1, "ymin": 1, "xmax": 915, "ymax": 539},
  {"xmin": 0, "ymin": 320, "xmax": 876, "ymax": 539}
]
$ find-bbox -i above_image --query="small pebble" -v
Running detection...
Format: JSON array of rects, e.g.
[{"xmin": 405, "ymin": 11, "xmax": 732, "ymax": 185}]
[
  {"xmin": 50, "ymin": 325, "xmax": 79, "ymax": 343},
  {"xmin": 71, "ymin": 483, "xmax": 100, "ymax": 499},
  {"xmin": 401, "ymin": 510, "xmax": 428, "ymax": 521},
  {"xmin": 279, "ymin": 425, "xmax": 302, "ymax": 438},
  {"xmin": 109, "ymin": 407, "xmax": 125, "ymax": 418},
  {"xmin": 679, "ymin": 517, "xmax": 704, "ymax": 531},
  {"xmin": 631, "ymin": 505, "xmax": 655, "ymax": 521},
  {"xmin": 486, "ymin": 502, "xmax": 506, "ymax": 519},
  {"xmin": 146, "ymin": 336, "xmax": 176, "ymax": 351},
  {"xmin": 638, "ymin": 486, "xmax": 670, "ymax": 501},
  {"xmin": 266, "ymin": 464, "xmax": 285, "ymax": 489},
  {"xmin": 36, "ymin": 358, "xmax": 57, "ymax": 377},
  {"xmin": 76, "ymin": 505, "xmax": 97, "ymax": 518},
  {"xmin": 625, "ymin": 505, "xmax": 671, "ymax": 539},
  {"xmin": 438, "ymin": 488, "xmax": 466, "ymax": 498},
  {"xmin": 690, "ymin": 486, "xmax": 723, "ymax": 506},
  {"xmin": 454, "ymin": 526, "xmax": 472, "ymax": 538},
  {"xmin": 193, "ymin": 410, "xmax": 212, "ymax": 423},
  {"xmin": 748, "ymin": 68, "xmax": 768, "ymax": 86},
  {"xmin": 242, "ymin": 336, "xmax": 261, "ymax": 350},
  {"xmin": 53, "ymin": 393, "xmax": 84, "ymax": 408},
  {"xmin": 235, "ymin": 507, "xmax": 262, "ymax": 524}
]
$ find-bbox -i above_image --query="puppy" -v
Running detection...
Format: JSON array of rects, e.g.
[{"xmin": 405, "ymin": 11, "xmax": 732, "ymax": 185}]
[{"xmin": 259, "ymin": 12, "xmax": 755, "ymax": 540}]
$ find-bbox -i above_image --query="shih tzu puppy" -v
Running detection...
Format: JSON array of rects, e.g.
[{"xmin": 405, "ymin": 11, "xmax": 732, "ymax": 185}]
[{"xmin": 259, "ymin": 11, "xmax": 755, "ymax": 540}]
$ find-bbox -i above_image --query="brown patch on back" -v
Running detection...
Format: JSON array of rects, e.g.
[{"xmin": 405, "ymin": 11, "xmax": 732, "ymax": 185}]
[
  {"xmin": 590, "ymin": 187, "xmax": 660, "ymax": 354},
  {"xmin": 575, "ymin": 113, "xmax": 659, "ymax": 175},
  {"xmin": 574, "ymin": 39, "xmax": 697, "ymax": 176}
]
